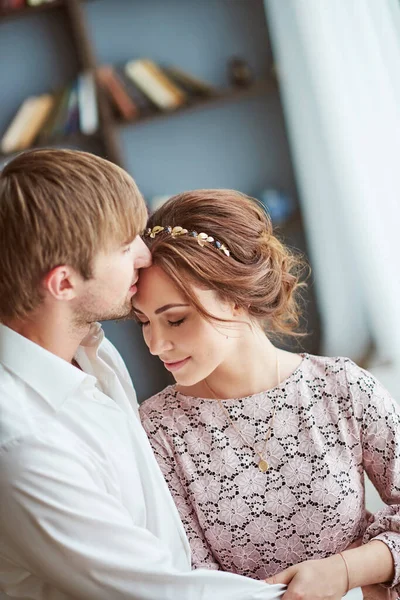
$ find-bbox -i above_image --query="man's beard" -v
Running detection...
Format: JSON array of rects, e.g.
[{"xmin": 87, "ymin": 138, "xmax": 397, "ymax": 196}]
[{"xmin": 73, "ymin": 293, "xmax": 135, "ymax": 328}]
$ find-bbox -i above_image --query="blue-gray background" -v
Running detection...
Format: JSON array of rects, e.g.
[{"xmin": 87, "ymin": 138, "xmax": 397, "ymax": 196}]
[{"xmin": 0, "ymin": 0, "xmax": 317, "ymax": 402}]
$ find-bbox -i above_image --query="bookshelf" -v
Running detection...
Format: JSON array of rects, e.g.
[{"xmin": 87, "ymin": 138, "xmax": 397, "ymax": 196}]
[
  {"xmin": 117, "ymin": 79, "xmax": 277, "ymax": 130},
  {"xmin": 0, "ymin": 0, "xmax": 321, "ymax": 400},
  {"xmin": 0, "ymin": 0, "xmax": 277, "ymax": 167},
  {"xmin": 0, "ymin": 78, "xmax": 276, "ymax": 163},
  {"xmin": 0, "ymin": 0, "xmax": 65, "ymax": 22},
  {"xmin": 0, "ymin": 130, "xmax": 101, "ymax": 163},
  {"xmin": 0, "ymin": 79, "xmax": 277, "ymax": 163}
]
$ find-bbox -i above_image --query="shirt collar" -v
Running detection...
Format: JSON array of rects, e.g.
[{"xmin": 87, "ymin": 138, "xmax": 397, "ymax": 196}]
[{"xmin": 0, "ymin": 322, "xmax": 104, "ymax": 410}]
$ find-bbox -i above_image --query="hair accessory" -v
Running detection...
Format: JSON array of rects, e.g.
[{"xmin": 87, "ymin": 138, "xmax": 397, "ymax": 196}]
[{"xmin": 144, "ymin": 225, "xmax": 230, "ymax": 256}]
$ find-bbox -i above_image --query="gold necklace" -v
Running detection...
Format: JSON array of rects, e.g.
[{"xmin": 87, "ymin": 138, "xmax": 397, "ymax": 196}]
[{"xmin": 203, "ymin": 351, "xmax": 280, "ymax": 473}]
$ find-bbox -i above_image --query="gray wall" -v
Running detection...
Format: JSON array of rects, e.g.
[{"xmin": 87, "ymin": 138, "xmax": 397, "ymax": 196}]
[
  {"xmin": 0, "ymin": 4, "xmax": 315, "ymax": 597},
  {"xmin": 0, "ymin": 0, "xmax": 311, "ymax": 403}
]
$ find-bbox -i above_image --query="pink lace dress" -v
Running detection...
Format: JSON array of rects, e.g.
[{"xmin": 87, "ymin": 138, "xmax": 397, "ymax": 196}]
[{"xmin": 139, "ymin": 355, "xmax": 400, "ymax": 594}]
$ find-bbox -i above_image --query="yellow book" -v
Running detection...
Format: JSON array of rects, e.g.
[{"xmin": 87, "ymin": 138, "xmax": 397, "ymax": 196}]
[
  {"xmin": 141, "ymin": 60, "xmax": 187, "ymax": 105},
  {"xmin": 1, "ymin": 97, "xmax": 39, "ymax": 154},
  {"xmin": 17, "ymin": 94, "xmax": 55, "ymax": 150},
  {"xmin": 125, "ymin": 59, "xmax": 186, "ymax": 111}
]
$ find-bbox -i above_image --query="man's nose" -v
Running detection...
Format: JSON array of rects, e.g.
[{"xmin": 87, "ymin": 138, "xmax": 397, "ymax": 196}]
[{"xmin": 136, "ymin": 238, "xmax": 152, "ymax": 269}]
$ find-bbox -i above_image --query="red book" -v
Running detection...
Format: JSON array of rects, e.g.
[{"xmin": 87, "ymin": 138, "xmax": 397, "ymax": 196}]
[{"xmin": 97, "ymin": 66, "xmax": 138, "ymax": 121}]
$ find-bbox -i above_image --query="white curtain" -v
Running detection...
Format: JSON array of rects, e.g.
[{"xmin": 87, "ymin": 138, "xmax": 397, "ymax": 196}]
[{"xmin": 264, "ymin": 0, "xmax": 400, "ymax": 393}]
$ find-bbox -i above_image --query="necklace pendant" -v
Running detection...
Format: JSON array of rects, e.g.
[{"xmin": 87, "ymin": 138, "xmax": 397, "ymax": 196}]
[{"xmin": 258, "ymin": 458, "xmax": 269, "ymax": 473}]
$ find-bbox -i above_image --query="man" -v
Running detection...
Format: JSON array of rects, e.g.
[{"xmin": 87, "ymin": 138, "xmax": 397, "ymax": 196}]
[
  {"xmin": 0, "ymin": 149, "xmax": 361, "ymax": 600},
  {"xmin": 0, "ymin": 148, "xmax": 272, "ymax": 600}
]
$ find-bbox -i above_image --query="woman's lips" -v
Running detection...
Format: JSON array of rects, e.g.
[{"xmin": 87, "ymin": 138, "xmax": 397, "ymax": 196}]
[{"xmin": 163, "ymin": 357, "xmax": 190, "ymax": 372}]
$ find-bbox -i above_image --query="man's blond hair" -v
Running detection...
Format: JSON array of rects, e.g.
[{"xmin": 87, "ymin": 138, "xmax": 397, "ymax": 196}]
[{"xmin": 0, "ymin": 148, "xmax": 147, "ymax": 321}]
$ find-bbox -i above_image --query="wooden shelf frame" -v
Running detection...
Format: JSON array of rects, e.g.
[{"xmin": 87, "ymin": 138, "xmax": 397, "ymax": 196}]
[
  {"xmin": 0, "ymin": 78, "xmax": 276, "ymax": 163},
  {"xmin": 0, "ymin": 1, "xmax": 320, "ymax": 353},
  {"xmin": 0, "ymin": 0, "xmax": 65, "ymax": 22},
  {"xmin": 0, "ymin": 0, "xmax": 278, "ymax": 171},
  {"xmin": 0, "ymin": 131, "xmax": 102, "ymax": 163},
  {"xmin": 117, "ymin": 79, "xmax": 277, "ymax": 130}
]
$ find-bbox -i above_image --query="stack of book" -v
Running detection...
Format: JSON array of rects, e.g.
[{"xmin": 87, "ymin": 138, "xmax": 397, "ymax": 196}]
[
  {"xmin": 0, "ymin": 60, "xmax": 216, "ymax": 155},
  {"xmin": 0, "ymin": 0, "xmax": 56, "ymax": 14},
  {"xmin": 0, "ymin": 71, "xmax": 98, "ymax": 155},
  {"xmin": 98, "ymin": 59, "xmax": 217, "ymax": 121}
]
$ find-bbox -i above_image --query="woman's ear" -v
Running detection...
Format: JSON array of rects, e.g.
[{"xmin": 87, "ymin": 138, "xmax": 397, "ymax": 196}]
[{"xmin": 232, "ymin": 302, "xmax": 249, "ymax": 317}]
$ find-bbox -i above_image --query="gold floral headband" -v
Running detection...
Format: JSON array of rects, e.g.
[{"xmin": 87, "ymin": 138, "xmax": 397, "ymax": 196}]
[{"xmin": 144, "ymin": 225, "xmax": 230, "ymax": 257}]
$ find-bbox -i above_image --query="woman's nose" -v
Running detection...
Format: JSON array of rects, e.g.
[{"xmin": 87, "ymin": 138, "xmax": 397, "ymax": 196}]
[{"xmin": 147, "ymin": 327, "xmax": 173, "ymax": 357}]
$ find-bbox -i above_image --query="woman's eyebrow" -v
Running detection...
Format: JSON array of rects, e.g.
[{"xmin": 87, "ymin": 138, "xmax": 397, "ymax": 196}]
[
  {"xmin": 131, "ymin": 303, "xmax": 190, "ymax": 316},
  {"xmin": 155, "ymin": 303, "xmax": 190, "ymax": 315}
]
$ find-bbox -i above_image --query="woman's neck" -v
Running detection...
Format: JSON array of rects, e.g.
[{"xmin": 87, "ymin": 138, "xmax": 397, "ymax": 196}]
[{"xmin": 179, "ymin": 330, "xmax": 303, "ymax": 400}]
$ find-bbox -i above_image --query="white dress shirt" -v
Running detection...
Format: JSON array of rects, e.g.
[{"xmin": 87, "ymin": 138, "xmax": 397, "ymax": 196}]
[{"xmin": 0, "ymin": 324, "xmax": 362, "ymax": 600}]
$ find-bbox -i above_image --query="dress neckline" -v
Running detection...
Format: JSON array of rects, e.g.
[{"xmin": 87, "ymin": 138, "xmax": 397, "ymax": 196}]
[{"xmin": 171, "ymin": 352, "xmax": 309, "ymax": 403}]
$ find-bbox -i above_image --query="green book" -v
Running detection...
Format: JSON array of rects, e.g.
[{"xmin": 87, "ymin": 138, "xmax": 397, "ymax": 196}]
[
  {"xmin": 49, "ymin": 84, "xmax": 72, "ymax": 139},
  {"xmin": 162, "ymin": 66, "xmax": 217, "ymax": 98}
]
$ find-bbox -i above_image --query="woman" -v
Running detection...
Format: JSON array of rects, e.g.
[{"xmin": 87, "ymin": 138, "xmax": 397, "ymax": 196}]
[{"xmin": 135, "ymin": 189, "xmax": 400, "ymax": 600}]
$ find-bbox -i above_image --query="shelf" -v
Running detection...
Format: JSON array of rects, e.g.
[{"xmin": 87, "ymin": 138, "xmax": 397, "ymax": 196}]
[
  {"xmin": 116, "ymin": 79, "xmax": 278, "ymax": 130},
  {"xmin": 0, "ymin": 0, "xmax": 95, "ymax": 21},
  {"xmin": 0, "ymin": 1, "xmax": 64, "ymax": 22},
  {"xmin": 0, "ymin": 79, "xmax": 276, "ymax": 163},
  {"xmin": 0, "ymin": 130, "xmax": 101, "ymax": 163}
]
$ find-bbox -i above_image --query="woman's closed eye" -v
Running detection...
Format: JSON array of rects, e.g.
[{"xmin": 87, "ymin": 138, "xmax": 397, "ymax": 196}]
[
  {"xmin": 137, "ymin": 317, "xmax": 186, "ymax": 328},
  {"xmin": 168, "ymin": 318, "xmax": 186, "ymax": 327}
]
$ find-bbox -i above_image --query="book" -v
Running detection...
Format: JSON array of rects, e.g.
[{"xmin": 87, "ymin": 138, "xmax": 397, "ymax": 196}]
[
  {"xmin": 124, "ymin": 59, "xmax": 187, "ymax": 111},
  {"xmin": 9, "ymin": 0, "xmax": 25, "ymax": 10},
  {"xmin": 78, "ymin": 70, "xmax": 98, "ymax": 135},
  {"xmin": 27, "ymin": 0, "xmax": 55, "ymax": 5},
  {"xmin": 14, "ymin": 94, "xmax": 55, "ymax": 150},
  {"xmin": 64, "ymin": 79, "xmax": 80, "ymax": 135},
  {"xmin": 37, "ymin": 87, "xmax": 64, "ymax": 141},
  {"xmin": 115, "ymin": 67, "xmax": 158, "ymax": 116},
  {"xmin": 142, "ymin": 60, "xmax": 187, "ymax": 104},
  {"xmin": 97, "ymin": 65, "xmax": 138, "ymax": 121},
  {"xmin": 162, "ymin": 66, "xmax": 217, "ymax": 99},
  {"xmin": 50, "ymin": 84, "xmax": 73, "ymax": 138},
  {"xmin": 0, "ymin": 0, "xmax": 12, "ymax": 11},
  {"xmin": 1, "ymin": 95, "xmax": 54, "ymax": 154}
]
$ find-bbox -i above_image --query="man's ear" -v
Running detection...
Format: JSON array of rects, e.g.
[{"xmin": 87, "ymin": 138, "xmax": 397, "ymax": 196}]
[{"xmin": 42, "ymin": 265, "xmax": 81, "ymax": 301}]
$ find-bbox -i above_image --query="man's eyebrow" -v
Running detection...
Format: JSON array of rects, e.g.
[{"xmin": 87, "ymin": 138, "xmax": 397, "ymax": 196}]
[{"xmin": 132, "ymin": 303, "xmax": 190, "ymax": 316}]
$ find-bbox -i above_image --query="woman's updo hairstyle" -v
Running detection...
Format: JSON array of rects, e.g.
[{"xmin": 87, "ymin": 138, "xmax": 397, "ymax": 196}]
[{"xmin": 144, "ymin": 189, "xmax": 306, "ymax": 337}]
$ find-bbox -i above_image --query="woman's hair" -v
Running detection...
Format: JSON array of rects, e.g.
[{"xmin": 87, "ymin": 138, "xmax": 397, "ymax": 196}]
[
  {"xmin": 145, "ymin": 189, "xmax": 307, "ymax": 337},
  {"xmin": 0, "ymin": 148, "xmax": 147, "ymax": 321}
]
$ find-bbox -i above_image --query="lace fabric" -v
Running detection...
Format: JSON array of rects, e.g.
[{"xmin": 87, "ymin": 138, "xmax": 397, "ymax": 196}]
[{"xmin": 140, "ymin": 355, "xmax": 400, "ymax": 591}]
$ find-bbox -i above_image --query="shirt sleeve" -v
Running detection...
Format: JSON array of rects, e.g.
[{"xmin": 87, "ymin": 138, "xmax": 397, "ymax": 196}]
[
  {"xmin": 140, "ymin": 410, "xmax": 221, "ymax": 571},
  {"xmin": 345, "ymin": 360, "xmax": 400, "ymax": 590},
  {"xmin": 0, "ymin": 435, "xmax": 284, "ymax": 600}
]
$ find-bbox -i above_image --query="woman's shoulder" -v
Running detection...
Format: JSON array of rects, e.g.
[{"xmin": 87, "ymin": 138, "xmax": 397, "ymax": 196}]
[
  {"xmin": 139, "ymin": 384, "xmax": 180, "ymax": 419},
  {"xmin": 302, "ymin": 352, "xmax": 363, "ymax": 379},
  {"xmin": 302, "ymin": 353, "xmax": 391, "ymax": 403}
]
